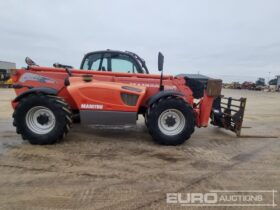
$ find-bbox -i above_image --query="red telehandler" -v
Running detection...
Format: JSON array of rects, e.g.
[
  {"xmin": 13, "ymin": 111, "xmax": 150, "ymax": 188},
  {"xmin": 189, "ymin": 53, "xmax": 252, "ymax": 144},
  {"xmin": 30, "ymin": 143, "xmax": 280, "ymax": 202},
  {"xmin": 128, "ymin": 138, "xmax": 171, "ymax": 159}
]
[{"xmin": 11, "ymin": 50, "xmax": 246, "ymax": 145}]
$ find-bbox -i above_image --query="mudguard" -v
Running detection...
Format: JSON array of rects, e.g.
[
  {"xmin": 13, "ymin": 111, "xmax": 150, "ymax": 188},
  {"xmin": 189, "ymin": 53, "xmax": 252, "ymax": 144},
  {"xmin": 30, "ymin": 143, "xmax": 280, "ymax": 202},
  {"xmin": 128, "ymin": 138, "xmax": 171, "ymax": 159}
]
[
  {"xmin": 14, "ymin": 87, "xmax": 58, "ymax": 102},
  {"xmin": 147, "ymin": 90, "xmax": 184, "ymax": 106}
]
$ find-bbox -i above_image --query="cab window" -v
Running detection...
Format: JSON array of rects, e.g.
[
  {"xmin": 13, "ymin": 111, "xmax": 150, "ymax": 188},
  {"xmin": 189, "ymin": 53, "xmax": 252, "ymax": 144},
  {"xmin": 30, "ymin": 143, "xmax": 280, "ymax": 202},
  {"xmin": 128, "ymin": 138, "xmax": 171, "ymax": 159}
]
[
  {"xmin": 110, "ymin": 54, "xmax": 139, "ymax": 73},
  {"xmin": 81, "ymin": 52, "xmax": 140, "ymax": 73},
  {"xmin": 82, "ymin": 53, "xmax": 102, "ymax": 70}
]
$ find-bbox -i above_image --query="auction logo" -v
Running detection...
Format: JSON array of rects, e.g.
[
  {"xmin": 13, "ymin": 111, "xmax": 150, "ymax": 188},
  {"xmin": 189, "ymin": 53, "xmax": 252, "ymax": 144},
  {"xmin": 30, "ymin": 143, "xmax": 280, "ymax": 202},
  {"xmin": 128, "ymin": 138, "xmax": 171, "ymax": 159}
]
[{"xmin": 166, "ymin": 190, "xmax": 277, "ymax": 207}]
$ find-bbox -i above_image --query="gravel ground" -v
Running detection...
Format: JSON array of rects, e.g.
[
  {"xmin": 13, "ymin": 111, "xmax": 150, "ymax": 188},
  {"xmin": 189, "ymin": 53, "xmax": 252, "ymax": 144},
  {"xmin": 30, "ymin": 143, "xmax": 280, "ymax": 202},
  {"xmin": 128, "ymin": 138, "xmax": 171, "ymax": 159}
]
[{"xmin": 0, "ymin": 88, "xmax": 279, "ymax": 210}]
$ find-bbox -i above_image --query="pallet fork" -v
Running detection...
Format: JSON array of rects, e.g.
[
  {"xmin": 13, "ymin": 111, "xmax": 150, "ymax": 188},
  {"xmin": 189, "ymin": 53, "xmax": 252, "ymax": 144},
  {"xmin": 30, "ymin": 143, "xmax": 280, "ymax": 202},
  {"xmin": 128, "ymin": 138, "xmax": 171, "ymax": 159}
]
[{"xmin": 210, "ymin": 96, "xmax": 246, "ymax": 136}]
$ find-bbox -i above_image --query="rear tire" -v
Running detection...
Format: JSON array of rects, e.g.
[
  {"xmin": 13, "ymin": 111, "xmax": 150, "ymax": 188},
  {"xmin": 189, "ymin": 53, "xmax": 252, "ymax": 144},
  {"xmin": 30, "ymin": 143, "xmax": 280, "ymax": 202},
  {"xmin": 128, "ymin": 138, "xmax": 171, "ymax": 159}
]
[
  {"xmin": 146, "ymin": 97, "xmax": 195, "ymax": 145},
  {"xmin": 13, "ymin": 94, "xmax": 72, "ymax": 145}
]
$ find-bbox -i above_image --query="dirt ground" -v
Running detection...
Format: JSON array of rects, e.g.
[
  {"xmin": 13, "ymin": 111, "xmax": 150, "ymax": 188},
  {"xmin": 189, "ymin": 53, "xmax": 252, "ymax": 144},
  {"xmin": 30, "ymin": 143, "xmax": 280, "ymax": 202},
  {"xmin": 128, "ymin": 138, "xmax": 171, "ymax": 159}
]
[{"xmin": 0, "ymin": 88, "xmax": 279, "ymax": 210}]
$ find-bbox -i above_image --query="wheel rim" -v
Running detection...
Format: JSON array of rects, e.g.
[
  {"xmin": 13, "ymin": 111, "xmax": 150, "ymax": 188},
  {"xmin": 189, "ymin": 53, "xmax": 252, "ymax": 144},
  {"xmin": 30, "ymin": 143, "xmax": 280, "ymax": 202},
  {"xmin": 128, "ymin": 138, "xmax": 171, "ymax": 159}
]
[
  {"xmin": 158, "ymin": 109, "xmax": 185, "ymax": 136},
  {"xmin": 25, "ymin": 106, "xmax": 56, "ymax": 135}
]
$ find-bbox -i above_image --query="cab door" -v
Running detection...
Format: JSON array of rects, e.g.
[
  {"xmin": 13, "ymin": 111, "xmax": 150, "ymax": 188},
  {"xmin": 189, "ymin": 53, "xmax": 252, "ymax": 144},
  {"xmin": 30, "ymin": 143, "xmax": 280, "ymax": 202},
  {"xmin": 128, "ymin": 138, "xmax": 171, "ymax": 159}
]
[{"xmin": 109, "ymin": 53, "xmax": 140, "ymax": 74}]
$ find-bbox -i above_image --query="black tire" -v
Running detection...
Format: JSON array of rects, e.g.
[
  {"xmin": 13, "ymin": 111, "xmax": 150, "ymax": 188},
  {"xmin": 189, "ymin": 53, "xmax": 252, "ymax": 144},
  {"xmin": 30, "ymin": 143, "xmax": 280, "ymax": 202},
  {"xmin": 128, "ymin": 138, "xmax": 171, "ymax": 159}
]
[
  {"xmin": 146, "ymin": 96, "xmax": 195, "ymax": 145},
  {"xmin": 13, "ymin": 94, "xmax": 72, "ymax": 145}
]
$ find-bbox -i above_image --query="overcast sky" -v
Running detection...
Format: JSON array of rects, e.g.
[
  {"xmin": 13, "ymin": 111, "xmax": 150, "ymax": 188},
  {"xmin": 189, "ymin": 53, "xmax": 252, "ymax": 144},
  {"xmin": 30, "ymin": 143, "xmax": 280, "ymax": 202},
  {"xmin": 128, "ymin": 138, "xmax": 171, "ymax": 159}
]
[{"xmin": 0, "ymin": 0, "xmax": 279, "ymax": 82}]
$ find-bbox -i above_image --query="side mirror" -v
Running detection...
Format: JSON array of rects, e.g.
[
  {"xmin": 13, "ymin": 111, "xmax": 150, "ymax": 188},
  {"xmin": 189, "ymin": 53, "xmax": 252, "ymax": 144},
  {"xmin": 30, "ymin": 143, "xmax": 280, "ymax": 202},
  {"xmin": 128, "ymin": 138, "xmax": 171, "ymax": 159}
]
[
  {"xmin": 25, "ymin": 57, "xmax": 38, "ymax": 66},
  {"xmin": 158, "ymin": 52, "xmax": 164, "ymax": 71}
]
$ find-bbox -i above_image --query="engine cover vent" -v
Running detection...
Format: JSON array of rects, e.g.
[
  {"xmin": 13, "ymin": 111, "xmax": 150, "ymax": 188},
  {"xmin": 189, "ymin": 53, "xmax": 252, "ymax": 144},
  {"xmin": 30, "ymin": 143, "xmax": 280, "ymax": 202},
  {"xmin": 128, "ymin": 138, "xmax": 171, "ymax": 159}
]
[{"xmin": 121, "ymin": 93, "xmax": 139, "ymax": 106}]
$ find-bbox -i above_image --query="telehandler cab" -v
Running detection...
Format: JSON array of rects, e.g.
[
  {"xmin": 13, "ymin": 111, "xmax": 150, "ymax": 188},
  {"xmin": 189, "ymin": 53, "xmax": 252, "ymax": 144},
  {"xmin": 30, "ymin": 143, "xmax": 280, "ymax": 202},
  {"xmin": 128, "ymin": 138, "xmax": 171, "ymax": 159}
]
[{"xmin": 11, "ymin": 50, "xmax": 246, "ymax": 145}]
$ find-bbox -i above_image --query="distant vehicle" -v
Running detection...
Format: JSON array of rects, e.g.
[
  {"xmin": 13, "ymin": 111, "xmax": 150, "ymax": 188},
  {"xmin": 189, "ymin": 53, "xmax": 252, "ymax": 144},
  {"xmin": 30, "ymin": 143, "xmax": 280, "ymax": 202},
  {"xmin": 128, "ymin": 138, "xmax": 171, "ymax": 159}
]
[
  {"xmin": 269, "ymin": 78, "xmax": 277, "ymax": 85},
  {"xmin": 223, "ymin": 82, "xmax": 241, "ymax": 89},
  {"xmin": 0, "ymin": 61, "xmax": 16, "ymax": 88},
  {"xmin": 256, "ymin": 78, "xmax": 265, "ymax": 86},
  {"xmin": 241, "ymin": 81, "xmax": 256, "ymax": 90}
]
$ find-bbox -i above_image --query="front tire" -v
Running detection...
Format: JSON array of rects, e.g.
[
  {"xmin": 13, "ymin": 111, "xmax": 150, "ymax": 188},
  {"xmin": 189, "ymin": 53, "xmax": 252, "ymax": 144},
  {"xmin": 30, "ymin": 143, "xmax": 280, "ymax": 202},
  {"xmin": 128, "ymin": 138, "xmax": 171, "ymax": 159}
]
[
  {"xmin": 13, "ymin": 94, "xmax": 72, "ymax": 145},
  {"xmin": 146, "ymin": 97, "xmax": 195, "ymax": 145}
]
